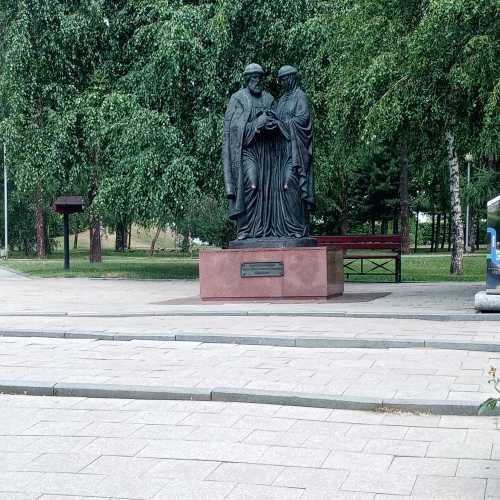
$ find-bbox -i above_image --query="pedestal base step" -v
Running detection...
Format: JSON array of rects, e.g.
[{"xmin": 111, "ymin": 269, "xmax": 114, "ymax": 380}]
[{"xmin": 229, "ymin": 237, "xmax": 317, "ymax": 249}]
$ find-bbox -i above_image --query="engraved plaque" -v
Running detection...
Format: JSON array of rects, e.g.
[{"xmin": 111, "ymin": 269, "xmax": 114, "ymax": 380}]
[{"xmin": 241, "ymin": 261, "xmax": 284, "ymax": 278}]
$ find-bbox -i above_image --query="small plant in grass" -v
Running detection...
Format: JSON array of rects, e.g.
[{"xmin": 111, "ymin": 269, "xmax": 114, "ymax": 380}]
[{"xmin": 478, "ymin": 367, "xmax": 500, "ymax": 414}]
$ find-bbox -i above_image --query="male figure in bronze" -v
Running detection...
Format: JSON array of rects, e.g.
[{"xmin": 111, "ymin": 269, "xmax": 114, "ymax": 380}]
[{"xmin": 222, "ymin": 63, "xmax": 275, "ymax": 240}]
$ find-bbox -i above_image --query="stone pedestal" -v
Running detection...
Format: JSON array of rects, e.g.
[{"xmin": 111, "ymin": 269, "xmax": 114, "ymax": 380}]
[{"xmin": 199, "ymin": 246, "xmax": 343, "ymax": 300}]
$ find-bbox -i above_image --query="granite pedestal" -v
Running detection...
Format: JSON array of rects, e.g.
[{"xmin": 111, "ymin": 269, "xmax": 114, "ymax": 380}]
[{"xmin": 199, "ymin": 246, "xmax": 344, "ymax": 300}]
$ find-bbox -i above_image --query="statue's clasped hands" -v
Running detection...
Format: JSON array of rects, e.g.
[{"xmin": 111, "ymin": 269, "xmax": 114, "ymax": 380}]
[
  {"xmin": 256, "ymin": 110, "xmax": 278, "ymax": 132},
  {"xmin": 264, "ymin": 110, "xmax": 279, "ymax": 131}
]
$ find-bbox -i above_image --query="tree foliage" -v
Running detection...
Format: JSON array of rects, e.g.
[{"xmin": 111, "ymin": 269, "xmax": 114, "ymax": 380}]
[{"xmin": 0, "ymin": 0, "xmax": 498, "ymax": 261}]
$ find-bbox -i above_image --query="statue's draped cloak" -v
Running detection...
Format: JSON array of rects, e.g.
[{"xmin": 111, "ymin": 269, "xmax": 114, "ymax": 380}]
[
  {"xmin": 223, "ymin": 88, "xmax": 274, "ymax": 237},
  {"xmin": 273, "ymin": 88, "xmax": 314, "ymax": 237}
]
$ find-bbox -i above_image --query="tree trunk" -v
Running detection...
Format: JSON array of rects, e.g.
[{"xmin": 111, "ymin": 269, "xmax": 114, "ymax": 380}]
[
  {"xmin": 393, "ymin": 216, "xmax": 399, "ymax": 235},
  {"xmin": 174, "ymin": 231, "xmax": 180, "ymax": 254},
  {"xmin": 128, "ymin": 222, "xmax": 132, "ymax": 250},
  {"xmin": 469, "ymin": 207, "xmax": 477, "ymax": 253},
  {"xmin": 447, "ymin": 214, "xmax": 452, "ymax": 251},
  {"xmin": 181, "ymin": 232, "xmax": 190, "ymax": 253},
  {"xmin": 88, "ymin": 167, "xmax": 101, "ymax": 263},
  {"xmin": 414, "ymin": 211, "xmax": 419, "ymax": 252},
  {"xmin": 45, "ymin": 222, "xmax": 50, "ymax": 255},
  {"xmin": 399, "ymin": 142, "xmax": 410, "ymax": 253},
  {"xmin": 476, "ymin": 214, "xmax": 481, "ymax": 250},
  {"xmin": 89, "ymin": 216, "xmax": 102, "ymax": 263},
  {"xmin": 435, "ymin": 213, "xmax": 441, "ymax": 253},
  {"xmin": 35, "ymin": 186, "xmax": 46, "ymax": 258},
  {"xmin": 371, "ymin": 219, "xmax": 375, "ymax": 235},
  {"xmin": 115, "ymin": 220, "xmax": 126, "ymax": 252},
  {"xmin": 488, "ymin": 154, "xmax": 498, "ymax": 198},
  {"xmin": 115, "ymin": 223, "xmax": 122, "ymax": 251},
  {"xmin": 338, "ymin": 173, "xmax": 350, "ymax": 235},
  {"xmin": 381, "ymin": 219, "xmax": 387, "ymax": 235},
  {"xmin": 446, "ymin": 132, "xmax": 464, "ymax": 274},
  {"xmin": 340, "ymin": 218, "xmax": 349, "ymax": 236},
  {"xmin": 430, "ymin": 212, "xmax": 435, "ymax": 252},
  {"xmin": 73, "ymin": 232, "xmax": 78, "ymax": 250},
  {"xmin": 440, "ymin": 213, "xmax": 447, "ymax": 249},
  {"xmin": 150, "ymin": 226, "xmax": 162, "ymax": 256}
]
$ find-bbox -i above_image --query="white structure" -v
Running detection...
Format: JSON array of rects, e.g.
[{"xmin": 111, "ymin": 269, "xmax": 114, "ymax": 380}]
[{"xmin": 2, "ymin": 142, "xmax": 7, "ymax": 259}]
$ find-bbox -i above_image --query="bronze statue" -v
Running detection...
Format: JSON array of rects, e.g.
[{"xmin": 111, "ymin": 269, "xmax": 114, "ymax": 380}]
[
  {"xmin": 272, "ymin": 65, "xmax": 314, "ymax": 238},
  {"xmin": 223, "ymin": 64, "xmax": 315, "ymax": 247}
]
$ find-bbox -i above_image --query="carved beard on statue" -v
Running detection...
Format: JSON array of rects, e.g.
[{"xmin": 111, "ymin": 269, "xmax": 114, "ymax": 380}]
[{"xmin": 247, "ymin": 77, "xmax": 263, "ymax": 96}]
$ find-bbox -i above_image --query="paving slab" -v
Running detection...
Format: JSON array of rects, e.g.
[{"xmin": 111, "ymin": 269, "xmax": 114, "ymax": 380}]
[
  {"xmin": 0, "ymin": 277, "xmax": 496, "ymax": 355},
  {"xmin": 3, "ymin": 312, "xmax": 500, "ymax": 351},
  {"xmin": 0, "ymin": 273, "xmax": 497, "ymax": 496},
  {"xmin": 6, "ymin": 327, "xmax": 500, "ymax": 354},
  {"xmin": 0, "ymin": 276, "xmax": 487, "ymax": 317},
  {"xmin": 0, "ymin": 336, "xmax": 499, "ymax": 414},
  {"xmin": 0, "ymin": 267, "xmax": 29, "ymax": 280},
  {"xmin": 1, "ymin": 395, "xmax": 500, "ymax": 498}
]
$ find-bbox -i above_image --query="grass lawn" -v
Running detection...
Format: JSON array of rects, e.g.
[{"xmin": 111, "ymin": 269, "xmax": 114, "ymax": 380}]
[
  {"xmin": 342, "ymin": 253, "xmax": 486, "ymax": 282},
  {"xmin": 402, "ymin": 253, "xmax": 485, "ymax": 282},
  {"xmin": 0, "ymin": 249, "xmax": 487, "ymax": 282},
  {"xmin": 1, "ymin": 250, "xmax": 199, "ymax": 280},
  {"xmin": 346, "ymin": 252, "xmax": 486, "ymax": 282}
]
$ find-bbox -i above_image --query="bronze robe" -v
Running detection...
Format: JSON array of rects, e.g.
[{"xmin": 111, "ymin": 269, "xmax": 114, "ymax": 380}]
[
  {"xmin": 223, "ymin": 88, "xmax": 274, "ymax": 237},
  {"xmin": 273, "ymin": 87, "xmax": 314, "ymax": 237}
]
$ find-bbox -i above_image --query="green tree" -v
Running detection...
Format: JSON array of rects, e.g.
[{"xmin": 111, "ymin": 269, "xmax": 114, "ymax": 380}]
[{"xmin": 0, "ymin": 0, "xmax": 111, "ymax": 258}]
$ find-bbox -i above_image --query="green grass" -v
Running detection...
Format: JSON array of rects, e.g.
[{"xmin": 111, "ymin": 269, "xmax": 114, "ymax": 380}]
[
  {"xmin": 1, "ymin": 251, "xmax": 199, "ymax": 280},
  {"xmin": 0, "ymin": 249, "xmax": 488, "ymax": 281},
  {"xmin": 345, "ymin": 252, "xmax": 486, "ymax": 282},
  {"xmin": 403, "ymin": 253, "xmax": 485, "ymax": 281}
]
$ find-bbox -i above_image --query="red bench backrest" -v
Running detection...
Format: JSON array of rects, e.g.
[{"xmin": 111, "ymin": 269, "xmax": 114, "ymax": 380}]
[{"xmin": 315, "ymin": 235, "xmax": 401, "ymax": 251}]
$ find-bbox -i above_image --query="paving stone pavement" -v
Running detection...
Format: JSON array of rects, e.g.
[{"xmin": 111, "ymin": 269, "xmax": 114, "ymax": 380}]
[
  {"xmin": 0, "ymin": 266, "xmax": 28, "ymax": 280},
  {"xmin": 0, "ymin": 336, "xmax": 498, "ymax": 403},
  {"xmin": 1, "ymin": 393, "xmax": 500, "ymax": 499},
  {"xmin": 1, "ymin": 276, "xmax": 498, "ymax": 497},
  {"xmin": 2, "ymin": 314, "xmax": 500, "ymax": 345},
  {"xmin": 0, "ymin": 275, "xmax": 484, "ymax": 316}
]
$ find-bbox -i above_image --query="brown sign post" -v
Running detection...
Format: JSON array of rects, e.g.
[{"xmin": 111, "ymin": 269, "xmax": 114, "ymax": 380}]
[{"xmin": 52, "ymin": 196, "xmax": 85, "ymax": 270}]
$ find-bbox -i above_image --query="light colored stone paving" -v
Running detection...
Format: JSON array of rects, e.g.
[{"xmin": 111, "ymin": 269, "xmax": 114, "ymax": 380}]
[
  {"xmin": 1, "ymin": 314, "xmax": 500, "ymax": 344},
  {"xmin": 0, "ymin": 276, "xmax": 483, "ymax": 315},
  {"xmin": 0, "ymin": 266, "xmax": 28, "ymax": 280},
  {"xmin": 0, "ymin": 336, "xmax": 498, "ymax": 403},
  {"xmin": 0, "ymin": 394, "xmax": 499, "ymax": 499}
]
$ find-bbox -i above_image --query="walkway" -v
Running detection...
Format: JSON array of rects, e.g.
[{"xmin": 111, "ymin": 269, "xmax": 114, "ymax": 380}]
[
  {"xmin": 0, "ymin": 275, "xmax": 485, "ymax": 318},
  {"xmin": 0, "ymin": 394, "xmax": 499, "ymax": 499},
  {"xmin": 0, "ymin": 266, "xmax": 28, "ymax": 280},
  {"xmin": 0, "ymin": 335, "xmax": 497, "ymax": 409},
  {"xmin": 1, "ymin": 275, "xmax": 499, "ymax": 497}
]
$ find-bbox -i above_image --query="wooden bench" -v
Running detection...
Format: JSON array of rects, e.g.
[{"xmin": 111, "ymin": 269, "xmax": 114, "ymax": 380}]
[{"xmin": 315, "ymin": 235, "xmax": 402, "ymax": 283}]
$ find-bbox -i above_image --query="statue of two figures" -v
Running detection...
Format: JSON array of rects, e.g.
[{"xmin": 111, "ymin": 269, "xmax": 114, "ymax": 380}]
[{"xmin": 223, "ymin": 63, "xmax": 315, "ymax": 248}]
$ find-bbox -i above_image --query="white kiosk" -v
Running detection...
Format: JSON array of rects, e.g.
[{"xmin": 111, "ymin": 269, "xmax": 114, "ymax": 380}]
[{"xmin": 475, "ymin": 195, "xmax": 500, "ymax": 311}]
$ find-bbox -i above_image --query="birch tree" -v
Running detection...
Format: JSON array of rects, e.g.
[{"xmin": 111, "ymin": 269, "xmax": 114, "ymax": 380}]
[{"xmin": 447, "ymin": 132, "xmax": 464, "ymax": 273}]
